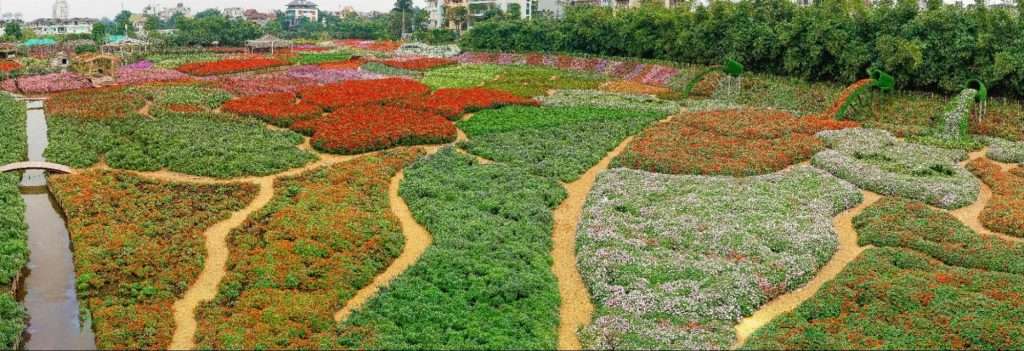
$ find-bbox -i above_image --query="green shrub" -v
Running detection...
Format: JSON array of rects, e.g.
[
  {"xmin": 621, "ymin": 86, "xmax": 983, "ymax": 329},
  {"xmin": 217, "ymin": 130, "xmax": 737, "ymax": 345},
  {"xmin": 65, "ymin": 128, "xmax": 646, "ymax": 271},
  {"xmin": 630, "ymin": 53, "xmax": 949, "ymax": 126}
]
[
  {"xmin": 0, "ymin": 293, "xmax": 26, "ymax": 350},
  {"xmin": 336, "ymin": 148, "xmax": 566, "ymax": 349},
  {"xmin": 290, "ymin": 51, "xmax": 354, "ymax": 65}
]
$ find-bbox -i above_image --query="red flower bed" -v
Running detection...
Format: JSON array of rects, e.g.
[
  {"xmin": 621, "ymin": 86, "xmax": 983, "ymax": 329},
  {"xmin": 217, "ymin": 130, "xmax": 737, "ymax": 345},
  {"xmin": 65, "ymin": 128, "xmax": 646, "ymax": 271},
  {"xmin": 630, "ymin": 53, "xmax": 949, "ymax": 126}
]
[
  {"xmin": 967, "ymin": 158, "xmax": 1024, "ymax": 237},
  {"xmin": 613, "ymin": 108, "xmax": 859, "ymax": 176},
  {"xmin": 212, "ymin": 73, "xmax": 316, "ymax": 96},
  {"xmin": 222, "ymin": 92, "xmax": 322, "ymax": 127},
  {"xmin": 177, "ymin": 57, "xmax": 288, "ymax": 76},
  {"xmin": 380, "ymin": 57, "xmax": 456, "ymax": 71},
  {"xmin": 319, "ymin": 58, "xmax": 366, "ymax": 70},
  {"xmin": 337, "ymin": 39, "xmax": 401, "ymax": 52},
  {"xmin": 400, "ymin": 87, "xmax": 538, "ymax": 120},
  {"xmin": 299, "ymin": 78, "xmax": 430, "ymax": 110},
  {"xmin": 293, "ymin": 105, "xmax": 456, "ymax": 154},
  {"xmin": 0, "ymin": 60, "xmax": 21, "ymax": 72},
  {"xmin": 47, "ymin": 87, "xmax": 147, "ymax": 120}
]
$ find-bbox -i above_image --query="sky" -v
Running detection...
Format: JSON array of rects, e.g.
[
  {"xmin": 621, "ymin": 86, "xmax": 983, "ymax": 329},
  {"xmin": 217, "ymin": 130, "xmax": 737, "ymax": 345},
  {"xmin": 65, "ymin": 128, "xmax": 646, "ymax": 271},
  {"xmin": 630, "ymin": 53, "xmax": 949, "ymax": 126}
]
[{"xmin": 0, "ymin": 0, "xmax": 428, "ymax": 21}]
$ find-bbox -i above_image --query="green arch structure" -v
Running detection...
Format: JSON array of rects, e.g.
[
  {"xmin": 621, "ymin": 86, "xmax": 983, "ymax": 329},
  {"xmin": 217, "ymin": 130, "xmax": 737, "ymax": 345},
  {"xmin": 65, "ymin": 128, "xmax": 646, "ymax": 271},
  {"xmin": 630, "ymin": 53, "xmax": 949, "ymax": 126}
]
[
  {"xmin": 681, "ymin": 59, "xmax": 744, "ymax": 98},
  {"xmin": 833, "ymin": 67, "xmax": 896, "ymax": 120}
]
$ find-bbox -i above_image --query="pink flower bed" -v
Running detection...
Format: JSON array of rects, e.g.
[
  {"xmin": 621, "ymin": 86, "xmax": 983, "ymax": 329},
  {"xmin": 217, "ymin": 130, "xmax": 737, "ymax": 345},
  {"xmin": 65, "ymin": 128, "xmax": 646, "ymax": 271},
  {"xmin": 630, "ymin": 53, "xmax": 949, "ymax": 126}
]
[
  {"xmin": 210, "ymin": 72, "xmax": 319, "ymax": 96},
  {"xmin": 2, "ymin": 72, "xmax": 93, "ymax": 94},
  {"xmin": 116, "ymin": 67, "xmax": 191, "ymax": 86},
  {"xmin": 286, "ymin": 65, "xmax": 383, "ymax": 84},
  {"xmin": 454, "ymin": 52, "xmax": 681, "ymax": 87}
]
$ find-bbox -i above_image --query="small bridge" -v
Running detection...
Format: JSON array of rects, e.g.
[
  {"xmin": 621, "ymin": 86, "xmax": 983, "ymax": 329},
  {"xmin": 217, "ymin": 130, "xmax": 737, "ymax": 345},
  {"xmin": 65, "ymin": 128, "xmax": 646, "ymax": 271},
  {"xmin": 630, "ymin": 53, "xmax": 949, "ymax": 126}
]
[{"xmin": 0, "ymin": 162, "xmax": 75, "ymax": 174}]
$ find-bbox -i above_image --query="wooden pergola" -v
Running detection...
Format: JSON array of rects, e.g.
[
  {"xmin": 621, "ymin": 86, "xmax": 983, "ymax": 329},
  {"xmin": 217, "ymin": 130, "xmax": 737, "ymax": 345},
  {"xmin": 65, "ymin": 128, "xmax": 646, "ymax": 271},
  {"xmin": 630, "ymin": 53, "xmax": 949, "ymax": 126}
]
[
  {"xmin": 246, "ymin": 34, "xmax": 293, "ymax": 54},
  {"xmin": 102, "ymin": 37, "xmax": 150, "ymax": 57}
]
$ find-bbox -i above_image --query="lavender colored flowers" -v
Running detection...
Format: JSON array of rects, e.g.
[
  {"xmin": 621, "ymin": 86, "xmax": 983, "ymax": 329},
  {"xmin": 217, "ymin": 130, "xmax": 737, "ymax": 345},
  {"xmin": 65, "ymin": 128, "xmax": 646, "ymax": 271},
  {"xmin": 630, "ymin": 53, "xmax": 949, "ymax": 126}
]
[{"xmin": 454, "ymin": 52, "xmax": 680, "ymax": 86}]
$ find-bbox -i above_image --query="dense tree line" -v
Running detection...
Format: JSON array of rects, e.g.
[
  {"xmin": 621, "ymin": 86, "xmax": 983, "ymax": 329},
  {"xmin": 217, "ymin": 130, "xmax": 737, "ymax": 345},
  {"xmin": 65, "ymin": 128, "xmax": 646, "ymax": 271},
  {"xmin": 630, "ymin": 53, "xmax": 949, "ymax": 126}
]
[{"xmin": 461, "ymin": 0, "xmax": 1024, "ymax": 96}]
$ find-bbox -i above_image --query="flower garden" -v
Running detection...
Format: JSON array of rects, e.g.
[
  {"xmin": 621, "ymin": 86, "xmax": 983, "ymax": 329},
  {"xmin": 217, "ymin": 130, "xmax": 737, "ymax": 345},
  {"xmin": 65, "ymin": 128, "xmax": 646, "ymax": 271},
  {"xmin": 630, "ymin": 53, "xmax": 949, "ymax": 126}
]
[{"xmin": 1, "ymin": 41, "xmax": 1023, "ymax": 350}]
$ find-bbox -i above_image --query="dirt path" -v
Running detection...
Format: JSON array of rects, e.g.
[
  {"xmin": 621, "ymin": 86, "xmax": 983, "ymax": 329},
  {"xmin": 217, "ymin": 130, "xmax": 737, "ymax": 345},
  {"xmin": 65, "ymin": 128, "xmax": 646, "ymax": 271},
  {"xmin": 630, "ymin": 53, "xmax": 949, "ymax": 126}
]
[
  {"xmin": 732, "ymin": 190, "xmax": 881, "ymax": 349},
  {"xmin": 168, "ymin": 177, "xmax": 275, "ymax": 350},
  {"xmin": 551, "ymin": 136, "xmax": 635, "ymax": 350},
  {"xmin": 951, "ymin": 149, "xmax": 1024, "ymax": 243},
  {"xmin": 333, "ymin": 170, "xmax": 433, "ymax": 322}
]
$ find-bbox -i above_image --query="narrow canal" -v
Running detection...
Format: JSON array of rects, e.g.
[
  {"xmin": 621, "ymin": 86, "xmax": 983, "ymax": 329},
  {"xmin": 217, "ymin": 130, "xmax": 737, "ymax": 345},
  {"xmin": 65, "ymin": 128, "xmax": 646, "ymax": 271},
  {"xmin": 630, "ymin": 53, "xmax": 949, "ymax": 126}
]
[{"xmin": 17, "ymin": 100, "xmax": 95, "ymax": 349}]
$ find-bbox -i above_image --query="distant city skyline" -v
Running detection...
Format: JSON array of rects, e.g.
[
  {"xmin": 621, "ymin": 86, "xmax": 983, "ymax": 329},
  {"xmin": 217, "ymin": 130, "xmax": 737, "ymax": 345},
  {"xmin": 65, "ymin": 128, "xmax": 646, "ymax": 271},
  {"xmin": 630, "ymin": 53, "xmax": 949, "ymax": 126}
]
[{"xmin": 0, "ymin": 0, "xmax": 428, "ymax": 21}]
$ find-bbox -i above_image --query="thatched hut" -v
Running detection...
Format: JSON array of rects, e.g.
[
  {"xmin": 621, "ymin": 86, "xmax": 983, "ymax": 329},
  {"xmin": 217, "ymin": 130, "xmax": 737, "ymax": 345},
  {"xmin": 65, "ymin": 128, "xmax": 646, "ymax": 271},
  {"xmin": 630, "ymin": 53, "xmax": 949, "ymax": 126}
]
[{"xmin": 71, "ymin": 53, "xmax": 120, "ymax": 77}]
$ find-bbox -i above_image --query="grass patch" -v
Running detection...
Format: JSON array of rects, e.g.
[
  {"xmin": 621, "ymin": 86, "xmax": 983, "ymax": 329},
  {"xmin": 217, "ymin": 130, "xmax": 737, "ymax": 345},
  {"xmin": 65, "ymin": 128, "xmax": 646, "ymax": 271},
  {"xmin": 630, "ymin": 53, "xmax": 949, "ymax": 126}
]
[
  {"xmin": 128, "ymin": 84, "xmax": 234, "ymax": 110},
  {"xmin": 577, "ymin": 166, "xmax": 861, "ymax": 349},
  {"xmin": 195, "ymin": 148, "xmax": 422, "ymax": 349},
  {"xmin": 458, "ymin": 106, "xmax": 666, "ymax": 182},
  {"xmin": 49, "ymin": 170, "xmax": 256, "ymax": 349},
  {"xmin": 744, "ymin": 247, "xmax": 1024, "ymax": 349},
  {"xmin": 289, "ymin": 51, "xmax": 353, "ymax": 65},
  {"xmin": 336, "ymin": 148, "xmax": 566, "ymax": 349},
  {"xmin": 45, "ymin": 111, "xmax": 316, "ymax": 178}
]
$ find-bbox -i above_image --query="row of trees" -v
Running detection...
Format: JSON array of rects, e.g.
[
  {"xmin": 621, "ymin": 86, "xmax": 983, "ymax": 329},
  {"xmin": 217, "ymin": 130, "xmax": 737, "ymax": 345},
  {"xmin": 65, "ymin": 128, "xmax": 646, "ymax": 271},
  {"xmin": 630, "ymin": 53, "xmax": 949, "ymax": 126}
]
[{"xmin": 461, "ymin": 0, "xmax": 1024, "ymax": 96}]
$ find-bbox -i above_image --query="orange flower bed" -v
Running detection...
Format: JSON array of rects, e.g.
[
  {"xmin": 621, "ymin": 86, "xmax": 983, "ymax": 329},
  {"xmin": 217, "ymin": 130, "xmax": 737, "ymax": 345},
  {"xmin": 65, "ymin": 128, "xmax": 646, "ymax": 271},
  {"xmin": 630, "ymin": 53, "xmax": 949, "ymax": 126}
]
[
  {"xmin": 601, "ymin": 80, "xmax": 673, "ymax": 96},
  {"xmin": 293, "ymin": 105, "xmax": 456, "ymax": 154},
  {"xmin": 966, "ymin": 159, "xmax": 1024, "ymax": 237},
  {"xmin": 400, "ymin": 87, "xmax": 539, "ymax": 120},
  {"xmin": 613, "ymin": 108, "xmax": 859, "ymax": 176},
  {"xmin": 177, "ymin": 57, "xmax": 288, "ymax": 76},
  {"xmin": 47, "ymin": 87, "xmax": 147, "ymax": 120},
  {"xmin": 380, "ymin": 57, "xmax": 456, "ymax": 71},
  {"xmin": 0, "ymin": 60, "xmax": 21, "ymax": 73},
  {"xmin": 221, "ymin": 92, "xmax": 322, "ymax": 127},
  {"xmin": 319, "ymin": 58, "xmax": 366, "ymax": 70},
  {"xmin": 299, "ymin": 78, "xmax": 430, "ymax": 110}
]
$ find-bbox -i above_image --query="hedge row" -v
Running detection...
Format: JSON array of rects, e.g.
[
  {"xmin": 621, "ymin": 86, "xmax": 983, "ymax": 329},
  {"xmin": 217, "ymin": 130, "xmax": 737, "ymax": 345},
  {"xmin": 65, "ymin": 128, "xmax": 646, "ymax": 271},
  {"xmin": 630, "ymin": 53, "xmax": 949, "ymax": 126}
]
[{"xmin": 461, "ymin": 1, "xmax": 1024, "ymax": 97}]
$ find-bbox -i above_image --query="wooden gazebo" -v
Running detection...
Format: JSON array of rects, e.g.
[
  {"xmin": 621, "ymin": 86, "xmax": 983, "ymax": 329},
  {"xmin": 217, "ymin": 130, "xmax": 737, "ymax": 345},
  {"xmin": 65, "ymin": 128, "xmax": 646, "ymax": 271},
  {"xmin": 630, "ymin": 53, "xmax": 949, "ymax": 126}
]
[
  {"xmin": 246, "ymin": 34, "xmax": 292, "ymax": 54},
  {"xmin": 102, "ymin": 37, "xmax": 150, "ymax": 57}
]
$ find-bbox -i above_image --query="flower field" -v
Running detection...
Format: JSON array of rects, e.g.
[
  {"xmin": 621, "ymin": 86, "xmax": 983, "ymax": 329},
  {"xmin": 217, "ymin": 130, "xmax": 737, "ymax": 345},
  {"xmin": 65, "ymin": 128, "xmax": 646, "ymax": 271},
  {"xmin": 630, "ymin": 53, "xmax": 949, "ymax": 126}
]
[
  {"xmin": 177, "ymin": 57, "xmax": 289, "ymax": 76},
  {"xmin": 48, "ymin": 171, "xmax": 256, "ymax": 349},
  {"xmin": 6, "ymin": 46, "xmax": 1024, "ymax": 350},
  {"xmin": 195, "ymin": 149, "xmax": 422, "ymax": 349},
  {"xmin": 613, "ymin": 109, "xmax": 858, "ymax": 176},
  {"xmin": 577, "ymin": 166, "xmax": 860, "ymax": 349},
  {"xmin": 967, "ymin": 159, "xmax": 1024, "ymax": 237}
]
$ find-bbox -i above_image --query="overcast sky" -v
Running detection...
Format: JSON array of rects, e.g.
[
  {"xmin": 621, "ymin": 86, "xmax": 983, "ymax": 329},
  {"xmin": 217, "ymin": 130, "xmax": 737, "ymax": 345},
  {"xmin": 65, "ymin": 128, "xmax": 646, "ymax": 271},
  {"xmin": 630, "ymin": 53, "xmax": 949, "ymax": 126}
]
[{"xmin": 1, "ymin": 0, "xmax": 428, "ymax": 21}]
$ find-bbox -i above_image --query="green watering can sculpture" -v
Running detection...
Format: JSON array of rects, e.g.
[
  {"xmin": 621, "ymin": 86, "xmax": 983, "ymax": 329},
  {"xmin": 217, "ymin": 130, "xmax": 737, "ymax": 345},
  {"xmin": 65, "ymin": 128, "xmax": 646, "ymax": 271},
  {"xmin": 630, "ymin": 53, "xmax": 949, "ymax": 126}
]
[
  {"xmin": 682, "ymin": 58, "xmax": 745, "ymax": 98},
  {"xmin": 966, "ymin": 79, "xmax": 988, "ymax": 117}
]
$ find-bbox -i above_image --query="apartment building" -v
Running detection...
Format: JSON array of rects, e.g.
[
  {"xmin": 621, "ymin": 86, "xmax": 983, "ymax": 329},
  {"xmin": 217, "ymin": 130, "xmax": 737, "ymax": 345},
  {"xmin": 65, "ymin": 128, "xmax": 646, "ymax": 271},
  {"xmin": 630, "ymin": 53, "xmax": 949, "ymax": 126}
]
[{"xmin": 427, "ymin": 0, "xmax": 563, "ymax": 29}]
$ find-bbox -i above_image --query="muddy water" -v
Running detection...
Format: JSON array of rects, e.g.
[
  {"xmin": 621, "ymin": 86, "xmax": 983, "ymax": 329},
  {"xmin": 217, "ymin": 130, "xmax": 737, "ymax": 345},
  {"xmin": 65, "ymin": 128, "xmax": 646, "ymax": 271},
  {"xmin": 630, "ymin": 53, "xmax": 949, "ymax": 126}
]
[{"xmin": 18, "ymin": 100, "xmax": 96, "ymax": 350}]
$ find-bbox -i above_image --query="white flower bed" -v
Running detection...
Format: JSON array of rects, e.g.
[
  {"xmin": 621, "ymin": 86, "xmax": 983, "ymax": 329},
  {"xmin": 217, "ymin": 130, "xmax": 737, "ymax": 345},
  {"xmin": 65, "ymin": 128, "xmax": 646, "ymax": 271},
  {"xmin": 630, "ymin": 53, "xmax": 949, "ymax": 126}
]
[
  {"xmin": 576, "ymin": 166, "xmax": 861, "ymax": 349},
  {"xmin": 813, "ymin": 128, "xmax": 979, "ymax": 209},
  {"xmin": 395, "ymin": 42, "xmax": 462, "ymax": 58},
  {"xmin": 981, "ymin": 136, "xmax": 1024, "ymax": 164},
  {"xmin": 539, "ymin": 90, "xmax": 679, "ymax": 115}
]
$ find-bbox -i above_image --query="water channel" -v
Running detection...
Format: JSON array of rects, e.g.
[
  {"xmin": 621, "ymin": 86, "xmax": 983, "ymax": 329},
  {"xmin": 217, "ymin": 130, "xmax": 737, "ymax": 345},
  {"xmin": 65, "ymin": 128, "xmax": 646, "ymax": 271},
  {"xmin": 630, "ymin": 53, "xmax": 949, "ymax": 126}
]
[{"xmin": 16, "ymin": 100, "xmax": 95, "ymax": 349}]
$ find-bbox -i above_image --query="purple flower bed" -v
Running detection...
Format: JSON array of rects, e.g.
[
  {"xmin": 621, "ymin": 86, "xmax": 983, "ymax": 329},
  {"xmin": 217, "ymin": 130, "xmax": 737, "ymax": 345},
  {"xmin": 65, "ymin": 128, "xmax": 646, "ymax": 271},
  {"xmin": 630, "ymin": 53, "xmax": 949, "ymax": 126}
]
[
  {"xmin": 124, "ymin": 60, "xmax": 155, "ymax": 69},
  {"xmin": 285, "ymin": 65, "xmax": 382, "ymax": 84},
  {"xmin": 454, "ymin": 52, "xmax": 680, "ymax": 86},
  {"xmin": 116, "ymin": 67, "xmax": 190, "ymax": 86},
  {"xmin": 2, "ymin": 72, "xmax": 93, "ymax": 94}
]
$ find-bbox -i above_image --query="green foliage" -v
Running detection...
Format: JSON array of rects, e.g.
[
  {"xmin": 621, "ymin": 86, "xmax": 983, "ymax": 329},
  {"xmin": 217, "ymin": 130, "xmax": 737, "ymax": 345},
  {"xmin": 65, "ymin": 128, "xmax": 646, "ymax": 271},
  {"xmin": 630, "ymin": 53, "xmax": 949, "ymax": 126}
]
[
  {"xmin": 45, "ymin": 112, "xmax": 316, "ymax": 178},
  {"xmin": 424, "ymin": 64, "xmax": 603, "ymax": 96},
  {"xmin": 462, "ymin": 1, "xmax": 1024, "ymax": 97},
  {"xmin": 145, "ymin": 53, "xmax": 224, "ymax": 69},
  {"xmin": 856, "ymin": 197, "xmax": 1024, "ymax": 274},
  {"xmin": 337, "ymin": 148, "xmax": 566, "ymax": 349},
  {"xmin": 172, "ymin": 14, "xmax": 262, "ymax": 46},
  {"xmin": 0, "ymin": 95, "xmax": 26, "ymax": 164},
  {"xmin": 422, "ymin": 64, "xmax": 505, "ymax": 89},
  {"xmin": 195, "ymin": 149, "xmax": 422, "ymax": 349},
  {"xmin": 360, "ymin": 62, "xmax": 421, "ymax": 77},
  {"xmin": 458, "ymin": 105, "xmax": 666, "ymax": 182},
  {"xmin": 744, "ymin": 247, "xmax": 1024, "ymax": 349},
  {"xmin": 412, "ymin": 29, "xmax": 458, "ymax": 44},
  {"xmin": 128, "ymin": 84, "xmax": 233, "ymax": 110},
  {"xmin": 0, "ymin": 293, "xmax": 25, "ymax": 350},
  {"xmin": 49, "ymin": 170, "xmax": 256, "ymax": 349},
  {"xmin": 289, "ymin": 51, "xmax": 354, "ymax": 65}
]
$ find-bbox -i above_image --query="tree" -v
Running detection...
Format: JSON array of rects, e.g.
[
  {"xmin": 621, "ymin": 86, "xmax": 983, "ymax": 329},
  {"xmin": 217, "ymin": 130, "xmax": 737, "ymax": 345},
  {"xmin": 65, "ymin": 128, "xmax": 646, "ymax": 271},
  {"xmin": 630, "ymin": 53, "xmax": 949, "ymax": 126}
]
[
  {"xmin": 194, "ymin": 9, "xmax": 223, "ymax": 19},
  {"xmin": 113, "ymin": 10, "xmax": 134, "ymax": 35},
  {"xmin": 394, "ymin": 0, "xmax": 413, "ymax": 37},
  {"xmin": 447, "ymin": 6, "xmax": 469, "ymax": 32},
  {"xmin": 4, "ymin": 23, "xmax": 22, "ymax": 40},
  {"xmin": 145, "ymin": 15, "xmax": 160, "ymax": 31}
]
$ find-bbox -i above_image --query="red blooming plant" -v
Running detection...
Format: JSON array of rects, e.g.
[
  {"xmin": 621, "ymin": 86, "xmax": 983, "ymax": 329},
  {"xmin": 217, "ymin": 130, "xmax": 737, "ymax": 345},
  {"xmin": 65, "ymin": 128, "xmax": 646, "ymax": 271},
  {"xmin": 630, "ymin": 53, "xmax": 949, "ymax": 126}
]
[
  {"xmin": 299, "ymin": 78, "xmax": 430, "ymax": 110},
  {"xmin": 177, "ymin": 57, "xmax": 289, "ymax": 76},
  {"xmin": 293, "ymin": 105, "xmax": 456, "ymax": 155},
  {"xmin": 47, "ymin": 87, "xmax": 147, "ymax": 120},
  {"xmin": 0, "ymin": 60, "xmax": 21, "ymax": 73},
  {"xmin": 213, "ymin": 73, "xmax": 317, "ymax": 96},
  {"xmin": 319, "ymin": 58, "xmax": 366, "ymax": 70},
  {"xmin": 221, "ymin": 92, "xmax": 322, "ymax": 128},
  {"xmin": 379, "ymin": 57, "xmax": 456, "ymax": 71},
  {"xmin": 401, "ymin": 87, "xmax": 539, "ymax": 120}
]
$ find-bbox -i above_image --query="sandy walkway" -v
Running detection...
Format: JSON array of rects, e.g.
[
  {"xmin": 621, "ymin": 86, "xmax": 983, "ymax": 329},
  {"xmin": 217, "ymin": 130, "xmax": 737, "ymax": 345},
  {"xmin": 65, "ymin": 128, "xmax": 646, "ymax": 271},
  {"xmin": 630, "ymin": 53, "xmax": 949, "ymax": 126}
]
[
  {"xmin": 551, "ymin": 137, "xmax": 635, "ymax": 350},
  {"xmin": 333, "ymin": 170, "xmax": 433, "ymax": 322},
  {"xmin": 168, "ymin": 177, "xmax": 275, "ymax": 350},
  {"xmin": 732, "ymin": 190, "xmax": 881, "ymax": 349}
]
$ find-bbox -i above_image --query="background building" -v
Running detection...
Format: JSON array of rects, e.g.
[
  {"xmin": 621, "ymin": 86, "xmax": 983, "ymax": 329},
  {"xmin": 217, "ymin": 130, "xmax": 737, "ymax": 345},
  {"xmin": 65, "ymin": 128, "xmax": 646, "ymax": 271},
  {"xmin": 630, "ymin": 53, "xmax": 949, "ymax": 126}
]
[
  {"xmin": 286, "ymin": 0, "xmax": 319, "ymax": 27},
  {"xmin": 26, "ymin": 18, "xmax": 96, "ymax": 35},
  {"xmin": 52, "ymin": 0, "xmax": 68, "ymax": 20}
]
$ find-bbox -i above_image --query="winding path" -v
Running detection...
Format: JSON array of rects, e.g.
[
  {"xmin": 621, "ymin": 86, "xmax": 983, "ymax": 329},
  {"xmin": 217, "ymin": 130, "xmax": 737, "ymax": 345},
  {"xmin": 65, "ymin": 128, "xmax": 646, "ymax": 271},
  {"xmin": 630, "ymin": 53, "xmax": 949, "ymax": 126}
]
[
  {"xmin": 951, "ymin": 149, "xmax": 1023, "ymax": 243},
  {"xmin": 333, "ymin": 170, "xmax": 433, "ymax": 322},
  {"xmin": 732, "ymin": 190, "xmax": 881, "ymax": 349}
]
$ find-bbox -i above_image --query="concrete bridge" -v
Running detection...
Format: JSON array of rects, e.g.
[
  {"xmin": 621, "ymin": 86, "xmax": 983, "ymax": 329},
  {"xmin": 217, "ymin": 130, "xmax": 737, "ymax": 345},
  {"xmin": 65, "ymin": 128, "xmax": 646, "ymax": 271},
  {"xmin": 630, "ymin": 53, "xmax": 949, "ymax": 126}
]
[{"xmin": 0, "ymin": 162, "xmax": 75, "ymax": 174}]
